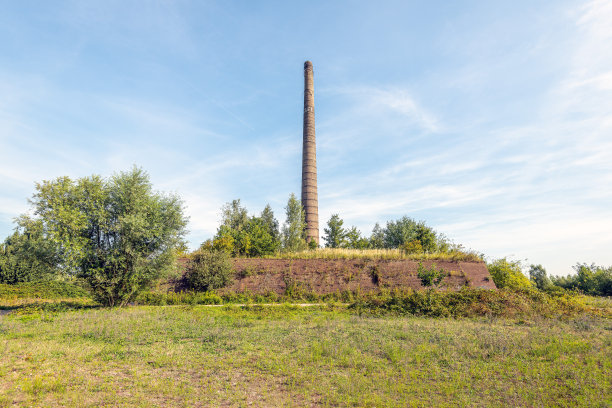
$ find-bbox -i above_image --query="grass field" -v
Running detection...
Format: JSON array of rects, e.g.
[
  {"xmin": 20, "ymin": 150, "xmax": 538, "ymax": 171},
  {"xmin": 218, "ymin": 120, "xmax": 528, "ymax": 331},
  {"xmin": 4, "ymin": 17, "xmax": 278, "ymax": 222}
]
[{"xmin": 1, "ymin": 304, "xmax": 610, "ymax": 407}]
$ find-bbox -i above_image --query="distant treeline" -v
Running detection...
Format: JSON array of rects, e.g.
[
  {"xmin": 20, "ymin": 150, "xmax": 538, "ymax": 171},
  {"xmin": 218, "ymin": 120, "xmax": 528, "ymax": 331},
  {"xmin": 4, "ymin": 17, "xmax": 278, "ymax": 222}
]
[{"xmin": 200, "ymin": 197, "xmax": 475, "ymax": 258}]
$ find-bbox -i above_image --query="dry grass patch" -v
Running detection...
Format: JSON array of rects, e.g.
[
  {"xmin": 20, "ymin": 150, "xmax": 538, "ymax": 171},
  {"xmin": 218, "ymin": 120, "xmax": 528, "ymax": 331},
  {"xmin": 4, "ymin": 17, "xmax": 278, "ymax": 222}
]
[{"xmin": 262, "ymin": 248, "xmax": 482, "ymax": 262}]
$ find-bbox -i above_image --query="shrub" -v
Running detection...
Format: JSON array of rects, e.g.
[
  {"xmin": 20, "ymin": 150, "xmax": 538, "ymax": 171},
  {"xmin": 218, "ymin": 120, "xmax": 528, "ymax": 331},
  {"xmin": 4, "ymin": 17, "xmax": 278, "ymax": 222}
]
[
  {"xmin": 487, "ymin": 258, "xmax": 532, "ymax": 289},
  {"xmin": 417, "ymin": 262, "xmax": 448, "ymax": 287},
  {"xmin": 402, "ymin": 239, "xmax": 424, "ymax": 254},
  {"xmin": 348, "ymin": 287, "xmax": 593, "ymax": 318},
  {"xmin": 184, "ymin": 250, "xmax": 233, "ymax": 291},
  {"xmin": 0, "ymin": 280, "xmax": 90, "ymax": 299}
]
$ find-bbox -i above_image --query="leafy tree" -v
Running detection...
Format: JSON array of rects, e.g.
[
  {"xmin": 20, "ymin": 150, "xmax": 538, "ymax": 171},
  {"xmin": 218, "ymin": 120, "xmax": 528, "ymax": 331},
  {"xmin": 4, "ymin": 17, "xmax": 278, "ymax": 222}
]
[
  {"xmin": 0, "ymin": 217, "xmax": 62, "ymax": 283},
  {"xmin": 345, "ymin": 226, "xmax": 369, "ymax": 249},
  {"xmin": 28, "ymin": 167, "xmax": 188, "ymax": 306},
  {"xmin": 212, "ymin": 225, "xmax": 236, "ymax": 254},
  {"xmin": 184, "ymin": 250, "xmax": 233, "ymax": 291},
  {"xmin": 551, "ymin": 263, "xmax": 612, "ymax": 296},
  {"xmin": 323, "ymin": 214, "xmax": 346, "ymax": 248},
  {"xmin": 199, "ymin": 239, "xmax": 214, "ymax": 252},
  {"xmin": 220, "ymin": 199, "xmax": 249, "ymax": 232},
  {"xmin": 487, "ymin": 258, "xmax": 532, "ymax": 290},
  {"xmin": 383, "ymin": 216, "xmax": 419, "ymax": 248},
  {"xmin": 369, "ymin": 223, "xmax": 385, "ymax": 249},
  {"xmin": 243, "ymin": 217, "xmax": 278, "ymax": 257},
  {"xmin": 382, "ymin": 216, "xmax": 439, "ymax": 252},
  {"xmin": 281, "ymin": 193, "xmax": 307, "ymax": 252},
  {"xmin": 260, "ymin": 204, "xmax": 281, "ymax": 250},
  {"xmin": 529, "ymin": 264, "xmax": 552, "ymax": 291},
  {"xmin": 212, "ymin": 201, "xmax": 279, "ymax": 257},
  {"xmin": 412, "ymin": 223, "xmax": 438, "ymax": 252}
]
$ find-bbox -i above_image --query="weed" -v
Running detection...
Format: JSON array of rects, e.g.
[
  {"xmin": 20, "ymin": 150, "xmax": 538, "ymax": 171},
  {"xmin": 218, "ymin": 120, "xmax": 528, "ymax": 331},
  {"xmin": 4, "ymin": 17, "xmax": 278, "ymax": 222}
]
[{"xmin": 417, "ymin": 262, "xmax": 448, "ymax": 287}]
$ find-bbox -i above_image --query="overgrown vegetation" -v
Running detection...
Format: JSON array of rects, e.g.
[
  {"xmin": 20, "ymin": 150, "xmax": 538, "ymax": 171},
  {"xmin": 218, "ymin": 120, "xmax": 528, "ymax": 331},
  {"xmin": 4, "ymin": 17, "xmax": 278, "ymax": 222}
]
[
  {"xmin": 262, "ymin": 248, "xmax": 483, "ymax": 261},
  {"xmin": 0, "ymin": 305, "xmax": 610, "ymax": 407},
  {"xmin": 486, "ymin": 257, "xmax": 532, "ymax": 289},
  {"xmin": 130, "ymin": 287, "xmax": 612, "ymax": 320},
  {"xmin": 349, "ymin": 287, "xmax": 607, "ymax": 318},
  {"xmin": 183, "ymin": 250, "xmax": 233, "ymax": 292},
  {"xmin": 0, "ymin": 281, "xmax": 90, "ymax": 299},
  {"xmin": 416, "ymin": 262, "xmax": 448, "ymax": 287}
]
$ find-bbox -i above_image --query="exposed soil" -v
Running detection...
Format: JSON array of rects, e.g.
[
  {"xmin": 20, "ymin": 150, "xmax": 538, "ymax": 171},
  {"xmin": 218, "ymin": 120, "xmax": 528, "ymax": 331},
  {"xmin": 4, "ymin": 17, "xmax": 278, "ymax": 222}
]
[{"xmin": 178, "ymin": 258, "xmax": 496, "ymax": 295}]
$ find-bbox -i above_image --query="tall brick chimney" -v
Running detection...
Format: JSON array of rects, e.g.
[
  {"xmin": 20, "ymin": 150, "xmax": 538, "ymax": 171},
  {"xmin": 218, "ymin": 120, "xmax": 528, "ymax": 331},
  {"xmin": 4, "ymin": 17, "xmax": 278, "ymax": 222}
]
[{"xmin": 301, "ymin": 61, "xmax": 319, "ymax": 245}]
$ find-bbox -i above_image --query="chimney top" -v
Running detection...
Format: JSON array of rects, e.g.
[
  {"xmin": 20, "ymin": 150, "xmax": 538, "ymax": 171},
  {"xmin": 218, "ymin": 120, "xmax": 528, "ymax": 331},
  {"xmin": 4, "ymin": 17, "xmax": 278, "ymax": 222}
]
[{"xmin": 304, "ymin": 60, "xmax": 313, "ymax": 70}]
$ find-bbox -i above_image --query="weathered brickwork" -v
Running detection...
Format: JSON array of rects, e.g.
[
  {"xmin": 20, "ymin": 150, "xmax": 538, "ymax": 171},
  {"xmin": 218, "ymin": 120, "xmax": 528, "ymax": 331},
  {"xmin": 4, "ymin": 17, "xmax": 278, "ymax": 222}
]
[{"xmin": 301, "ymin": 61, "xmax": 319, "ymax": 245}]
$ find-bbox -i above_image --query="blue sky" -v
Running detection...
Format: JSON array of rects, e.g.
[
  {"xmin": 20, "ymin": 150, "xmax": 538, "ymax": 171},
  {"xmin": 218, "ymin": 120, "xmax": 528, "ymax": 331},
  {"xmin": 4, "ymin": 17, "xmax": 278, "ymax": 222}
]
[{"xmin": 1, "ymin": 1, "xmax": 611, "ymax": 276}]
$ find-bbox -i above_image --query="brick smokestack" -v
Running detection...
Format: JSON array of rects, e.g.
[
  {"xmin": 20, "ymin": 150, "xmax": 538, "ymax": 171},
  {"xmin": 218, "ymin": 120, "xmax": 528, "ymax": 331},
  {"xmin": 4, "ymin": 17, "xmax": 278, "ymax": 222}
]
[{"xmin": 301, "ymin": 60, "xmax": 319, "ymax": 245}]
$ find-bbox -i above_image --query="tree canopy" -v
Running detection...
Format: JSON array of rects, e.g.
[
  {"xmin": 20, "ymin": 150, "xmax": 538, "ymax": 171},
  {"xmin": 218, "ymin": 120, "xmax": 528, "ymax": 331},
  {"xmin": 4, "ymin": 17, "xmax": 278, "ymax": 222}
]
[
  {"xmin": 0, "ymin": 217, "xmax": 61, "ymax": 284},
  {"xmin": 212, "ymin": 199, "xmax": 281, "ymax": 257},
  {"xmin": 27, "ymin": 167, "xmax": 188, "ymax": 306},
  {"xmin": 281, "ymin": 193, "xmax": 307, "ymax": 252}
]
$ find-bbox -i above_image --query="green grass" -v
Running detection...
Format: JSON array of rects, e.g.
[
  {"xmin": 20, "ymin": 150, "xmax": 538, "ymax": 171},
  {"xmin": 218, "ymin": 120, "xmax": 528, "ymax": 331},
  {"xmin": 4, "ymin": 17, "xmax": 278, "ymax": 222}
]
[
  {"xmin": 260, "ymin": 248, "xmax": 483, "ymax": 261},
  {"xmin": 0, "ymin": 305, "xmax": 610, "ymax": 407},
  {"xmin": 0, "ymin": 281, "xmax": 90, "ymax": 299}
]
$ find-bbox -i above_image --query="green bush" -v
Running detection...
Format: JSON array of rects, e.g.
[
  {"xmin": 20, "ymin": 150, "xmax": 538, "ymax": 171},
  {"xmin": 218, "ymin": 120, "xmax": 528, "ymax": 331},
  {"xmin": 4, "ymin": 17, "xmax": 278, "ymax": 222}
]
[
  {"xmin": 184, "ymin": 250, "xmax": 233, "ymax": 291},
  {"xmin": 417, "ymin": 262, "xmax": 448, "ymax": 287},
  {"xmin": 487, "ymin": 258, "xmax": 532, "ymax": 289},
  {"xmin": 349, "ymin": 287, "xmax": 592, "ymax": 318}
]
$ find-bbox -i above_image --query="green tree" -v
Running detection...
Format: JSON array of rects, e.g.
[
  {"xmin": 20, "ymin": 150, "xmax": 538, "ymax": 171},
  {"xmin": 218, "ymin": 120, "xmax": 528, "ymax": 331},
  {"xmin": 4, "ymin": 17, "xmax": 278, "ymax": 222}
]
[
  {"xmin": 382, "ymin": 216, "xmax": 439, "ymax": 252},
  {"xmin": 28, "ymin": 167, "xmax": 188, "ymax": 306},
  {"xmin": 260, "ymin": 204, "xmax": 281, "ymax": 250},
  {"xmin": 412, "ymin": 223, "xmax": 438, "ymax": 252},
  {"xmin": 345, "ymin": 226, "xmax": 369, "ymax": 249},
  {"xmin": 529, "ymin": 264, "xmax": 552, "ymax": 291},
  {"xmin": 243, "ymin": 217, "xmax": 278, "ymax": 257},
  {"xmin": 220, "ymin": 199, "xmax": 249, "ymax": 232},
  {"xmin": 552, "ymin": 263, "xmax": 612, "ymax": 296},
  {"xmin": 0, "ymin": 217, "xmax": 62, "ymax": 284},
  {"xmin": 323, "ymin": 214, "xmax": 346, "ymax": 248},
  {"xmin": 369, "ymin": 223, "xmax": 385, "ymax": 249},
  {"xmin": 212, "ymin": 201, "xmax": 279, "ymax": 257},
  {"xmin": 281, "ymin": 193, "xmax": 307, "ymax": 252},
  {"xmin": 487, "ymin": 258, "xmax": 532, "ymax": 290}
]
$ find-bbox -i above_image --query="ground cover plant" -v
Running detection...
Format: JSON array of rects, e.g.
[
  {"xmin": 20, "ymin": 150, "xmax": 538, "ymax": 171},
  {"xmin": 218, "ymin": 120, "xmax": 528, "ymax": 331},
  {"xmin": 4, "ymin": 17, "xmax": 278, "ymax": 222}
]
[
  {"xmin": 0, "ymin": 281, "xmax": 90, "ymax": 300},
  {"xmin": 0, "ymin": 305, "xmax": 610, "ymax": 407}
]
